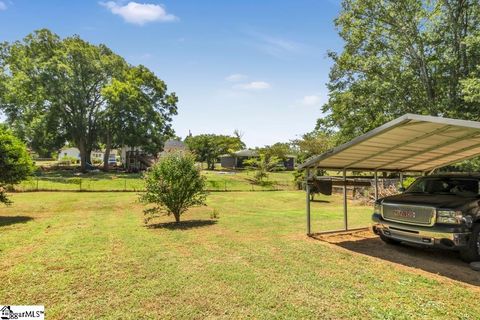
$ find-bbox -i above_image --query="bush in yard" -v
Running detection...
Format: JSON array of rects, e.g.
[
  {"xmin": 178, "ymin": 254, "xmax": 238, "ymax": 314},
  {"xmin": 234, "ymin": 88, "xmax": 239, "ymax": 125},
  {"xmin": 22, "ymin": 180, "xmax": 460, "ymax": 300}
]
[
  {"xmin": 244, "ymin": 154, "xmax": 279, "ymax": 185},
  {"xmin": 0, "ymin": 127, "xmax": 34, "ymax": 204},
  {"xmin": 141, "ymin": 151, "xmax": 207, "ymax": 223}
]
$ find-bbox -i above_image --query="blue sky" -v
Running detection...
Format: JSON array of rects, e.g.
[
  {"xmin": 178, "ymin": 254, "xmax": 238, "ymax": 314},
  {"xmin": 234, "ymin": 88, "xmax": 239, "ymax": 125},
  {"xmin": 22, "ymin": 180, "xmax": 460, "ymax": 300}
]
[{"xmin": 0, "ymin": 0, "xmax": 343, "ymax": 147}]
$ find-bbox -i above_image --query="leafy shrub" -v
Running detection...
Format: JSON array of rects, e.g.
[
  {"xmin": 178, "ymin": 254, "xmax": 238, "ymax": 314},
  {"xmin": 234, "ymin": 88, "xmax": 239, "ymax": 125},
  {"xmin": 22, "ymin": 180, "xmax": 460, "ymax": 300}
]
[
  {"xmin": 140, "ymin": 151, "xmax": 208, "ymax": 223},
  {"xmin": 244, "ymin": 154, "xmax": 279, "ymax": 184},
  {"xmin": 0, "ymin": 127, "xmax": 34, "ymax": 204}
]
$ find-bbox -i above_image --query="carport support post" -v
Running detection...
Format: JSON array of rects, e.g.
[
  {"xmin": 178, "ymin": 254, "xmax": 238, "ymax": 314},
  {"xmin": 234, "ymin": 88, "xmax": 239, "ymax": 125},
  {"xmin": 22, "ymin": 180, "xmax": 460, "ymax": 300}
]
[
  {"xmin": 343, "ymin": 169, "xmax": 348, "ymax": 231},
  {"xmin": 374, "ymin": 170, "xmax": 379, "ymax": 201},
  {"xmin": 306, "ymin": 168, "xmax": 311, "ymax": 235},
  {"xmin": 399, "ymin": 172, "xmax": 404, "ymax": 188}
]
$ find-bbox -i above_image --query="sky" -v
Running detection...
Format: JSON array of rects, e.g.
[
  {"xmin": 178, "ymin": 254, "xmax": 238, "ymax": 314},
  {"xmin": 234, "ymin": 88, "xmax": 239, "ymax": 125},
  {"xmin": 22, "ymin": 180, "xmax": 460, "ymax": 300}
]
[{"xmin": 0, "ymin": 0, "xmax": 343, "ymax": 147}]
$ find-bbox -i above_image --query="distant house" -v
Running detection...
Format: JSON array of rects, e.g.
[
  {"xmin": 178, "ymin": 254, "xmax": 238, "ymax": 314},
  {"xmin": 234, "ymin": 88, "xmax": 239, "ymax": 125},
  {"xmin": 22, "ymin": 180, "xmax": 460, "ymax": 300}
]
[
  {"xmin": 220, "ymin": 149, "xmax": 257, "ymax": 169},
  {"xmin": 220, "ymin": 150, "xmax": 296, "ymax": 170},
  {"xmin": 163, "ymin": 139, "xmax": 187, "ymax": 153},
  {"xmin": 57, "ymin": 147, "xmax": 117, "ymax": 164},
  {"xmin": 120, "ymin": 146, "xmax": 142, "ymax": 164},
  {"xmin": 58, "ymin": 147, "xmax": 80, "ymax": 161}
]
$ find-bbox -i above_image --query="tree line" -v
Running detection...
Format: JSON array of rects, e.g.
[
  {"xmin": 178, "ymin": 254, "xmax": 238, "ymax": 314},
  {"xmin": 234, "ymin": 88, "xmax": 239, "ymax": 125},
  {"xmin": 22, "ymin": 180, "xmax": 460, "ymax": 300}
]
[
  {"xmin": 319, "ymin": 0, "xmax": 480, "ymax": 145},
  {"xmin": 0, "ymin": 29, "xmax": 177, "ymax": 171}
]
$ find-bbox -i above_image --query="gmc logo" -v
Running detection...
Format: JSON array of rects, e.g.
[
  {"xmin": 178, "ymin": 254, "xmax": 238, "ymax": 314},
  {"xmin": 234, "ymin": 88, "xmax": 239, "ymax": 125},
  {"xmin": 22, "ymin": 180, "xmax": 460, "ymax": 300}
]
[{"xmin": 392, "ymin": 209, "xmax": 416, "ymax": 219}]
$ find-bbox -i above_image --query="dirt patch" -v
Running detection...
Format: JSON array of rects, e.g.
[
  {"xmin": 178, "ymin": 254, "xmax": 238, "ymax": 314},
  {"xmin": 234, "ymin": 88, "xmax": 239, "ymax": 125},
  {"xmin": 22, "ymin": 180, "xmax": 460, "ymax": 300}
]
[{"xmin": 312, "ymin": 230, "xmax": 480, "ymax": 288}]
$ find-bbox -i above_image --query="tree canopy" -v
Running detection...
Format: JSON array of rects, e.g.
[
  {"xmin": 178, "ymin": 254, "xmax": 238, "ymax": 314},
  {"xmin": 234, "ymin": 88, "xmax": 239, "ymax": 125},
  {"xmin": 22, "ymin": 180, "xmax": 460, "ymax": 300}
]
[
  {"xmin": 0, "ymin": 29, "xmax": 177, "ymax": 170},
  {"xmin": 141, "ymin": 151, "xmax": 207, "ymax": 223},
  {"xmin": 184, "ymin": 134, "xmax": 245, "ymax": 170},
  {"xmin": 320, "ymin": 0, "xmax": 480, "ymax": 143}
]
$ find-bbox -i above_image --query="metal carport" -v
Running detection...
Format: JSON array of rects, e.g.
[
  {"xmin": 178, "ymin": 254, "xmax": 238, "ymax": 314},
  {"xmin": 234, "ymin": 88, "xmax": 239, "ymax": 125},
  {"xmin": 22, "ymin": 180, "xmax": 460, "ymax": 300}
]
[{"xmin": 299, "ymin": 113, "xmax": 480, "ymax": 235}]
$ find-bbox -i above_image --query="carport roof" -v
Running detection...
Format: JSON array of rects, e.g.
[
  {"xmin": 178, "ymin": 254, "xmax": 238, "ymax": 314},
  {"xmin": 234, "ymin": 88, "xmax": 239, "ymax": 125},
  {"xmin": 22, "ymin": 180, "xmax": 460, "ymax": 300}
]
[{"xmin": 299, "ymin": 114, "xmax": 480, "ymax": 172}]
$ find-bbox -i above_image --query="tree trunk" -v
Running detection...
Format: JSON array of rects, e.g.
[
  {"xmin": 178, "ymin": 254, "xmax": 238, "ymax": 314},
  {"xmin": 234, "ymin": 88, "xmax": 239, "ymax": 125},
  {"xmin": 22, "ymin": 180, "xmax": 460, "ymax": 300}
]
[
  {"xmin": 174, "ymin": 212, "xmax": 180, "ymax": 223},
  {"xmin": 103, "ymin": 132, "xmax": 111, "ymax": 172},
  {"xmin": 86, "ymin": 147, "xmax": 92, "ymax": 166},
  {"xmin": 78, "ymin": 140, "xmax": 87, "ymax": 173}
]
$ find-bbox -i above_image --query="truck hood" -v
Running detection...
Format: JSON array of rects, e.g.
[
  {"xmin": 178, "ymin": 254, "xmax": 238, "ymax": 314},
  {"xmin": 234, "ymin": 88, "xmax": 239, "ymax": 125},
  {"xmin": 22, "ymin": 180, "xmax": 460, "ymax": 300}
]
[{"xmin": 381, "ymin": 193, "xmax": 478, "ymax": 209}]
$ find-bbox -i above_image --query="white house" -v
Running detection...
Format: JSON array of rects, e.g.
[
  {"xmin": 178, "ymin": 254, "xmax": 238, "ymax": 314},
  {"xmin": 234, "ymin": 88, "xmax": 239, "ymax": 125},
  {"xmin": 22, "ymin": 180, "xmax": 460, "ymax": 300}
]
[
  {"xmin": 58, "ymin": 147, "xmax": 80, "ymax": 161},
  {"xmin": 58, "ymin": 147, "xmax": 117, "ymax": 164}
]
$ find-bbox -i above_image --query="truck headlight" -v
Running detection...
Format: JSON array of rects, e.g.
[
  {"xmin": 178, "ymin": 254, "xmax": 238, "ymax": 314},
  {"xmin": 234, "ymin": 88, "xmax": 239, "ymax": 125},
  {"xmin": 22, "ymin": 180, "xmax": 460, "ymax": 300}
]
[
  {"xmin": 374, "ymin": 203, "xmax": 381, "ymax": 214},
  {"xmin": 436, "ymin": 210, "xmax": 463, "ymax": 224}
]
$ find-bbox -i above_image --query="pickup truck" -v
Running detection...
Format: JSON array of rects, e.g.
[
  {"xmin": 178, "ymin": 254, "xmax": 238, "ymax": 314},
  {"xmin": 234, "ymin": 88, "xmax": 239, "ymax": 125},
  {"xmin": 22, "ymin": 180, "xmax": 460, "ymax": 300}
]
[{"xmin": 371, "ymin": 174, "xmax": 480, "ymax": 262}]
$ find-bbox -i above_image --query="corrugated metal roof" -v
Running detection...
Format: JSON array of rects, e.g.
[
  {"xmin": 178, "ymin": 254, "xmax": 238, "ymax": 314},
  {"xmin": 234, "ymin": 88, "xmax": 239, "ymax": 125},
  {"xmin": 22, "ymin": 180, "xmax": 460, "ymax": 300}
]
[{"xmin": 299, "ymin": 114, "xmax": 480, "ymax": 172}]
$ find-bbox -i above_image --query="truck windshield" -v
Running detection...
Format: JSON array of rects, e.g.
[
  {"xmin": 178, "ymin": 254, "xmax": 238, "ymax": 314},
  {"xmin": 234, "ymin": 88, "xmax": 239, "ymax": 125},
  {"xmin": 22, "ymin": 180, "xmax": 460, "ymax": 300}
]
[{"xmin": 406, "ymin": 177, "xmax": 480, "ymax": 197}]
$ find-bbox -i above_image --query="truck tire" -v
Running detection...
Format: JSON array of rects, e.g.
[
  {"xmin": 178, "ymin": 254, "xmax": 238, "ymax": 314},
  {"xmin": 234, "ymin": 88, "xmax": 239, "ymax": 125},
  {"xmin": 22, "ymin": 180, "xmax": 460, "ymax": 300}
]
[
  {"xmin": 379, "ymin": 233, "xmax": 402, "ymax": 245},
  {"xmin": 460, "ymin": 223, "xmax": 480, "ymax": 263}
]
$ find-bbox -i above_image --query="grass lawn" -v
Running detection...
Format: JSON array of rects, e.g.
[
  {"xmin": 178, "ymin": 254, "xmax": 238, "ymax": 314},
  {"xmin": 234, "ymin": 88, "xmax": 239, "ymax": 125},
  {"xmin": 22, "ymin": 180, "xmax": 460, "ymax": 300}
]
[
  {"xmin": 16, "ymin": 169, "xmax": 297, "ymax": 192},
  {"xmin": 1, "ymin": 191, "xmax": 479, "ymax": 319}
]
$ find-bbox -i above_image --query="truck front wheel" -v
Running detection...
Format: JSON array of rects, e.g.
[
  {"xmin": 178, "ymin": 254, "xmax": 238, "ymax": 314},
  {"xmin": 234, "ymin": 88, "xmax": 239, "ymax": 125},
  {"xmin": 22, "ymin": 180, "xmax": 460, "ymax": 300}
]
[{"xmin": 460, "ymin": 223, "xmax": 480, "ymax": 263}]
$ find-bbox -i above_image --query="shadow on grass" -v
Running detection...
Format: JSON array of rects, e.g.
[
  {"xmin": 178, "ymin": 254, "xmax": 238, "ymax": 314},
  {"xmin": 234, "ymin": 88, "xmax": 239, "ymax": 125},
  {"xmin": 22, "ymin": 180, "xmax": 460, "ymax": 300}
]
[
  {"xmin": 0, "ymin": 216, "xmax": 33, "ymax": 227},
  {"xmin": 311, "ymin": 199, "xmax": 330, "ymax": 203},
  {"xmin": 312, "ymin": 231, "xmax": 480, "ymax": 287},
  {"xmin": 147, "ymin": 219, "xmax": 217, "ymax": 230}
]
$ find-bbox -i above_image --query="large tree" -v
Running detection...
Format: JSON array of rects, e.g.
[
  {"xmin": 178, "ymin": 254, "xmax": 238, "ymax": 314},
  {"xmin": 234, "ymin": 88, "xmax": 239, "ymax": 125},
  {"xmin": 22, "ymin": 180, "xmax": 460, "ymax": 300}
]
[
  {"xmin": 0, "ymin": 29, "xmax": 177, "ymax": 170},
  {"xmin": 320, "ymin": 0, "xmax": 480, "ymax": 143},
  {"xmin": 184, "ymin": 134, "xmax": 245, "ymax": 170},
  {"xmin": 101, "ymin": 65, "xmax": 177, "ymax": 171}
]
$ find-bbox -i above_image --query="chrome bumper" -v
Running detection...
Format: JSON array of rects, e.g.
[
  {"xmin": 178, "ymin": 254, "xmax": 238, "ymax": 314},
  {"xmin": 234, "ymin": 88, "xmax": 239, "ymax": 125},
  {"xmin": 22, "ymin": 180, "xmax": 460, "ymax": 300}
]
[{"xmin": 371, "ymin": 213, "xmax": 470, "ymax": 248}]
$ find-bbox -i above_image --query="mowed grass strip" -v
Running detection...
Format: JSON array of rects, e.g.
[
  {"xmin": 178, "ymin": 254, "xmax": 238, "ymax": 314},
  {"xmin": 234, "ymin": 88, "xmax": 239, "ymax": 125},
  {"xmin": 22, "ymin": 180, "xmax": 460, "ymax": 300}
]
[
  {"xmin": 16, "ymin": 170, "xmax": 297, "ymax": 192},
  {"xmin": 0, "ymin": 192, "xmax": 478, "ymax": 319}
]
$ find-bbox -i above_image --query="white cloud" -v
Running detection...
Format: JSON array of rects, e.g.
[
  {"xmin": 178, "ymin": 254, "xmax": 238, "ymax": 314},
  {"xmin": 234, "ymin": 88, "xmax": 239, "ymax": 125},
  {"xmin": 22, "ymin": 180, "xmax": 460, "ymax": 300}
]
[
  {"xmin": 100, "ymin": 1, "xmax": 177, "ymax": 25},
  {"xmin": 246, "ymin": 30, "xmax": 306, "ymax": 58},
  {"xmin": 234, "ymin": 81, "xmax": 271, "ymax": 90},
  {"xmin": 225, "ymin": 74, "xmax": 247, "ymax": 82},
  {"xmin": 302, "ymin": 94, "xmax": 322, "ymax": 106},
  {"xmin": 140, "ymin": 53, "xmax": 153, "ymax": 59},
  {"xmin": 0, "ymin": 1, "xmax": 7, "ymax": 11}
]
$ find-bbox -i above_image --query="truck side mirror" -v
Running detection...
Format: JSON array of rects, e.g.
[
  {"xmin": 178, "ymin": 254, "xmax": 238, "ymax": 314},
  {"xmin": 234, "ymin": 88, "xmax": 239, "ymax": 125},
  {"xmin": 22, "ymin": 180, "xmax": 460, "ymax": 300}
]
[{"xmin": 398, "ymin": 187, "xmax": 406, "ymax": 193}]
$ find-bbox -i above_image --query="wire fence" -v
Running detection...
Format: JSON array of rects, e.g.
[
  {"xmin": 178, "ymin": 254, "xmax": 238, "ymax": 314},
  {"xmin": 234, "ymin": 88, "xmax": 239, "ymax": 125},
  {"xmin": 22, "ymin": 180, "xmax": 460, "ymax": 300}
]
[{"xmin": 13, "ymin": 177, "xmax": 299, "ymax": 193}]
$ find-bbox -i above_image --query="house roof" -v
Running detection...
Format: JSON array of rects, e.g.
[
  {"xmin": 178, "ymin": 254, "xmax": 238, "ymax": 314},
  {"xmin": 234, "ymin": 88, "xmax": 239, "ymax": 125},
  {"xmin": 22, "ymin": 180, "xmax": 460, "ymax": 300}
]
[
  {"xmin": 234, "ymin": 149, "xmax": 258, "ymax": 157},
  {"xmin": 164, "ymin": 139, "xmax": 186, "ymax": 149},
  {"xmin": 299, "ymin": 113, "xmax": 480, "ymax": 172}
]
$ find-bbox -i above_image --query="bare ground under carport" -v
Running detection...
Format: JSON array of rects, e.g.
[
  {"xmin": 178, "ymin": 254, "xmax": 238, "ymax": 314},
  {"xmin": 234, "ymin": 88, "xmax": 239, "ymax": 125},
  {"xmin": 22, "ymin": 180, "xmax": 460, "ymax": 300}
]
[{"xmin": 311, "ymin": 230, "xmax": 480, "ymax": 288}]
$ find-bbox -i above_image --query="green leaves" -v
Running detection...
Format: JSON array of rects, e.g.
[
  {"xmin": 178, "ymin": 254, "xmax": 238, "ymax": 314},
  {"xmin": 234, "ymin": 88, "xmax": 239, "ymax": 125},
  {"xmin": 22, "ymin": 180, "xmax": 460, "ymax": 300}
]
[
  {"xmin": 322, "ymin": 0, "xmax": 480, "ymax": 142},
  {"xmin": 0, "ymin": 29, "xmax": 177, "ymax": 168},
  {"xmin": 140, "ymin": 152, "xmax": 207, "ymax": 223},
  {"xmin": 0, "ymin": 126, "xmax": 34, "ymax": 205},
  {"xmin": 184, "ymin": 134, "xmax": 245, "ymax": 170}
]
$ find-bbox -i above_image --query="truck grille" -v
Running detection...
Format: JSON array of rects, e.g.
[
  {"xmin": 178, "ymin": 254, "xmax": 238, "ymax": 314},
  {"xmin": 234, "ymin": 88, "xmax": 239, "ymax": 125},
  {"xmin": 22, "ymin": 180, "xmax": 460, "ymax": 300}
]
[{"xmin": 382, "ymin": 203, "xmax": 435, "ymax": 226}]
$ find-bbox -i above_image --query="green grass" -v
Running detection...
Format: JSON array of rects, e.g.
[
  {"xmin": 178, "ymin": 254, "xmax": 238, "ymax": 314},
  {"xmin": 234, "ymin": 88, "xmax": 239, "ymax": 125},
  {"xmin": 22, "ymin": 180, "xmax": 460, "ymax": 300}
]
[
  {"xmin": 16, "ymin": 169, "xmax": 297, "ymax": 192},
  {"xmin": 1, "ymin": 191, "xmax": 479, "ymax": 319}
]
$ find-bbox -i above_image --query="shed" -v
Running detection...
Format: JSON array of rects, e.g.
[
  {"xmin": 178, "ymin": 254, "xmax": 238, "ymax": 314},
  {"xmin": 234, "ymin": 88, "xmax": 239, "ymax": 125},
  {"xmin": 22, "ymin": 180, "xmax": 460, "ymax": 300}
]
[
  {"xmin": 299, "ymin": 114, "xmax": 480, "ymax": 235},
  {"xmin": 220, "ymin": 149, "xmax": 257, "ymax": 169},
  {"xmin": 220, "ymin": 149, "xmax": 296, "ymax": 170}
]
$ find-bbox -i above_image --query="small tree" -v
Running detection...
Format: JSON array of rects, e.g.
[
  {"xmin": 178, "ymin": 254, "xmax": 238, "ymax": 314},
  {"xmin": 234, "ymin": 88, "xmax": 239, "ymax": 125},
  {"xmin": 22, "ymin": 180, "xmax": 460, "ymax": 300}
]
[
  {"xmin": 244, "ymin": 154, "xmax": 279, "ymax": 185},
  {"xmin": 0, "ymin": 126, "xmax": 34, "ymax": 205},
  {"xmin": 141, "ymin": 151, "xmax": 207, "ymax": 223}
]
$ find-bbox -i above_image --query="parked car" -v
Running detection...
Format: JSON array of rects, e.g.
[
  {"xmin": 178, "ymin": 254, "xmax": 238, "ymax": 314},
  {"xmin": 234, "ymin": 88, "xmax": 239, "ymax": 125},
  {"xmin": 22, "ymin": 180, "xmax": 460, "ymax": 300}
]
[{"xmin": 371, "ymin": 174, "xmax": 480, "ymax": 262}]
